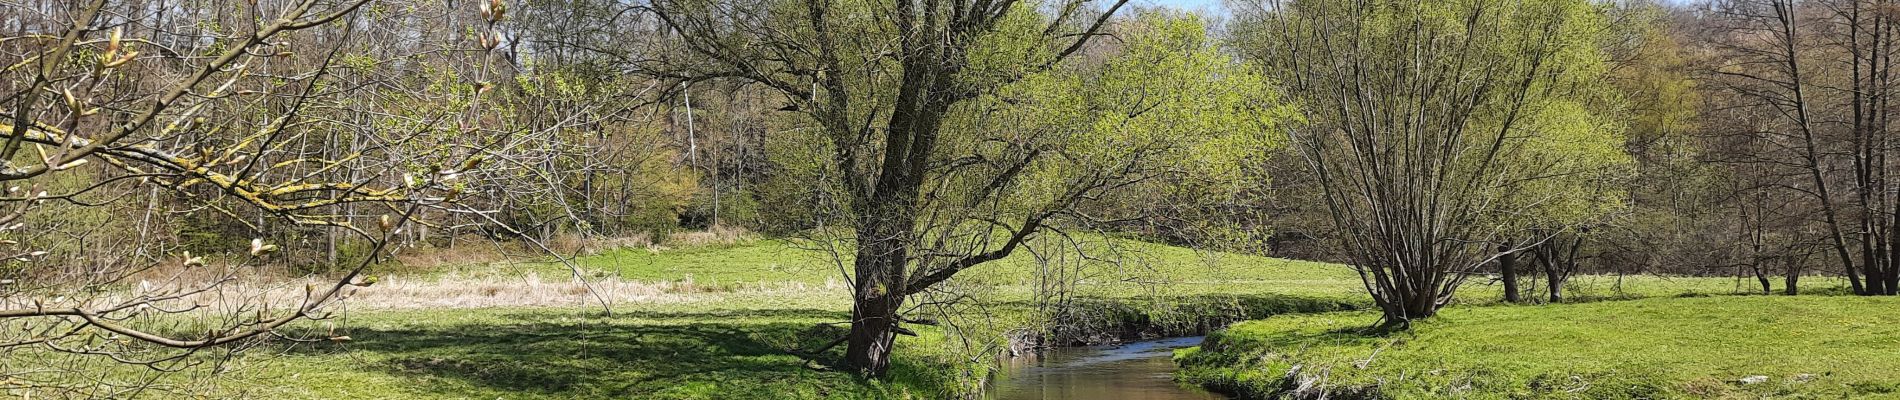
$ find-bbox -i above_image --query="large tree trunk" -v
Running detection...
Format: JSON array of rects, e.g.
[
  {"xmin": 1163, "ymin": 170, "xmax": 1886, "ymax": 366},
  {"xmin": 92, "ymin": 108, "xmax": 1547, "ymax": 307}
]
[
  {"xmin": 844, "ymin": 285, "xmax": 903, "ymax": 375},
  {"xmin": 1379, "ymin": 281, "xmax": 1440, "ymax": 328},
  {"xmin": 1888, "ymin": 268, "xmax": 1900, "ymax": 295},
  {"xmin": 1499, "ymin": 245, "xmax": 1521, "ymax": 303},
  {"xmin": 1864, "ymin": 263, "xmax": 1889, "ymax": 295},
  {"xmin": 844, "ymin": 216, "xmax": 911, "ymax": 377},
  {"xmin": 841, "ymin": 59, "xmax": 946, "ymax": 375},
  {"xmin": 1884, "ymin": 193, "xmax": 1900, "ymax": 295}
]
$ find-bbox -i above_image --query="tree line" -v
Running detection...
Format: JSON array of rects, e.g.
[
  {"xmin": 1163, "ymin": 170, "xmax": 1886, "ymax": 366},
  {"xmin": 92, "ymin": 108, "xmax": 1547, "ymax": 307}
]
[{"xmin": 2, "ymin": 0, "xmax": 1898, "ymax": 382}]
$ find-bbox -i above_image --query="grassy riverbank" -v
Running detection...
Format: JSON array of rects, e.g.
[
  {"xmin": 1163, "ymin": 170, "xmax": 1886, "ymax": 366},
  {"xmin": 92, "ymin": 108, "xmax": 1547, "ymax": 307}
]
[
  {"xmin": 242, "ymin": 237, "xmax": 1373, "ymax": 399},
  {"xmin": 10, "ymin": 237, "xmax": 1367, "ymax": 399},
  {"xmin": 240, "ymin": 294, "xmax": 1365, "ymax": 399},
  {"xmin": 9, "ymin": 237, "xmax": 1864, "ymax": 399},
  {"xmin": 1178, "ymin": 296, "xmax": 1900, "ymax": 399}
]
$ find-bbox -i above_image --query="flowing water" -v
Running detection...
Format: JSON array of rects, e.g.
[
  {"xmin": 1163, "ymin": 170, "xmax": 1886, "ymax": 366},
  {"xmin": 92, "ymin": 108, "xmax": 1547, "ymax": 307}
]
[{"xmin": 985, "ymin": 336, "xmax": 1229, "ymax": 400}]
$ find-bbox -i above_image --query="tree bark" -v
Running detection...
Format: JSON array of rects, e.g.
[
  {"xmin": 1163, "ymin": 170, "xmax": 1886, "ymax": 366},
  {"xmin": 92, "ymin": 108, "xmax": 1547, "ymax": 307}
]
[
  {"xmin": 1887, "ymin": 194, "xmax": 1900, "ymax": 294},
  {"xmin": 1748, "ymin": 200, "xmax": 1769, "ymax": 295},
  {"xmin": 844, "ymin": 292, "xmax": 901, "ymax": 375},
  {"xmin": 1545, "ymin": 263, "xmax": 1563, "ymax": 303},
  {"xmin": 1753, "ymin": 265, "xmax": 1772, "ymax": 295},
  {"xmin": 1865, "ymin": 263, "xmax": 1889, "ymax": 295},
  {"xmin": 1785, "ymin": 272, "xmax": 1799, "ymax": 295},
  {"xmin": 843, "ymin": 212, "xmax": 912, "ymax": 376},
  {"xmin": 839, "ymin": 38, "xmax": 951, "ymax": 374},
  {"xmin": 1499, "ymin": 244, "xmax": 1521, "ymax": 303}
]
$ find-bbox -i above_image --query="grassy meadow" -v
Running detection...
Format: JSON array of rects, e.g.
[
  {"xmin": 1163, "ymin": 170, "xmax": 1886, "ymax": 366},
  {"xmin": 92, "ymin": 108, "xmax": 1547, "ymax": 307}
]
[
  {"xmin": 1178, "ymin": 296, "xmax": 1900, "ymax": 399},
  {"xmin": 13, "ymin": 237, "xmax": 1874, "ymax": 399},
  {"xmin": 22, "ymin": 237, "xmax": 1365, "ymax": 399},
  {"xmin": 21, "ymin": 0, "xmax": 1900, "ymax": 398}
]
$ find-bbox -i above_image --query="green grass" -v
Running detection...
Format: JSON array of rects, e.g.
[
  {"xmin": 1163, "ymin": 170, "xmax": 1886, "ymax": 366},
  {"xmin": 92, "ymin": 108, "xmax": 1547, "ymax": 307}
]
[
  {"xmin": 1177, "ymin": 296, "xmax": 1900, "ymax": 399},
  {"xmin": 557, "ymin": 240, "xmax": 844, "ymax": 285},
  {"xmin": 11, "ymin": 236, "xmax": 1875, "ymax": 399},
  {"xmin": 474, "ymin": 237, "xmax": 1369, "ymax": 299},
  {"xmin": 418, "ymin": 239, "xmax": 845, "ymax": 286},
  {"xmin": 267, "ymin": 237, "xmax": 1374, "ymax": 399},
  {"xmin": 469, "ymin": 237, "xmax": 1839, "ymax": 302},
  {"xmin": 252, "ymin": 304, "xmax": 965, "ymax": 399},
  {"xmin": 237, "ymin": 241, "xmax": 1863, "ymax": 399},
  {"xmin": 233, "ymin": 293, "xmax": 1362, "ymax": 399},
  {"xmin": 11, "ymin": 238, "xmax": 1366, "ymax": 399}
]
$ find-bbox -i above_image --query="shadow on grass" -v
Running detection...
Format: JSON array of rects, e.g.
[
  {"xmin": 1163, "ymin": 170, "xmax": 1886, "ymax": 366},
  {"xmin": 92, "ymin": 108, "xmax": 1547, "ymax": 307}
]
[
  {"xmin": 277, "ymin": 294, "xmax": 1369, "ymax": 398},
  {"xmin": 286, "ymin": 308, "xmax": 940, "ymax": 399}
]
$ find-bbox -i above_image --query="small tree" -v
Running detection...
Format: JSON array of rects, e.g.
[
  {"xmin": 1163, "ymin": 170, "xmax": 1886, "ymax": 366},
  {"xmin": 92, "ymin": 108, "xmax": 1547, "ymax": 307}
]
[{"xmin": 1236, "ymin": 0, "xmax": 1631, "ymax": 325}]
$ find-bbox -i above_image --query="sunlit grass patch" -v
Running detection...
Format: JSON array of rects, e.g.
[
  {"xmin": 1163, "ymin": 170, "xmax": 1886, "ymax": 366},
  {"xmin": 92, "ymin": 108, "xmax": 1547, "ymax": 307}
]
[{"xmin": 1179, "ymin": 296, "xmax": 1900, "ymax": 399}]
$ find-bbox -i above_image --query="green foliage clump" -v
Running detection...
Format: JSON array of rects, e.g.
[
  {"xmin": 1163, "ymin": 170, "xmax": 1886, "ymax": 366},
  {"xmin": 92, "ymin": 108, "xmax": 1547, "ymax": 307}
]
[{"xmin": 980, "ymin": 11, "xmax": 1289, "ymax": 198}]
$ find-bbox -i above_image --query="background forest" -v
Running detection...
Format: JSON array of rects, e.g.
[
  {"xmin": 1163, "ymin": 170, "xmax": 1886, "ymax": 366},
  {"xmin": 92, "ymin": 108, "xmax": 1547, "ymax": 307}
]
[{"xmin": 4, "ymin": 0, "xmax": 1900, "ymax": 398}]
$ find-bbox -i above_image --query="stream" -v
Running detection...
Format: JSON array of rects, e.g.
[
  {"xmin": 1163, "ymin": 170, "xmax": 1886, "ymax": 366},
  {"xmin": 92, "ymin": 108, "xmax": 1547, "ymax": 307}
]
[{"xmin": 984, "ymin": 336, "xmax": 1229, "ymax": 400}]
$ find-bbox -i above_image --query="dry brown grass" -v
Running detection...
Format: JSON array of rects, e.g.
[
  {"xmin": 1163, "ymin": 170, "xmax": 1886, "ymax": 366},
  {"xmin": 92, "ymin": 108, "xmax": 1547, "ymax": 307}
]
[
  {"xmin": 543, "ymin": 233, "xmax": 654, "ymax": 255},
  {"xmin": 388, "ymin": 228, "xmax": 750, "ymax": 269},
  {"xmin": 387, "ymin": 232, "xmax": 679, "ymax": 274},
  {"xmin": 299, "ymin": 272, "xmax": 847, "ymax": 310},
  {"xmin": 661, "ymin": 225, "xmax": 753, "ymax": 247},
  {"xmin": 3, "ymin": 271, "xmax": 849, "ymax": 321},
  {"xmin": 4, "ymin": 229, "xmax": 798, "ymax": 318},
  {"xmin": 392, "ymin": 236, "xmax": 523, "ymax": 272}
]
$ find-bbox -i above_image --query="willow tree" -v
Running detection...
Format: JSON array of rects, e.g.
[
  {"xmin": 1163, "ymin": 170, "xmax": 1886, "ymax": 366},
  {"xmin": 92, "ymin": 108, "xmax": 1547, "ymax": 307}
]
[
  {"xmin": 1235, "ymin": 0, "xmax": 1630, "ymax": 324},
  {"xmin": 640, "ymin": 0, "xmax": 1283, "ymax": 375}
]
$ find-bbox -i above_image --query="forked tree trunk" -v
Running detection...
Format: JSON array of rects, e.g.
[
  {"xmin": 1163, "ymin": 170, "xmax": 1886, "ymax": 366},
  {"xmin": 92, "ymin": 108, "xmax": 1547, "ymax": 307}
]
[
  {"xmin": 1545, "ymin": 266, "xmax": 1563, "ymax": 303},
  {"xmin": 1748, "ymin": 199, "xmax": 1770, "ymax": 295},
  {"xmin": 1534, "ymin": 233, "xmax": 1582, "ymax": 303},
  {"xmin": 1405, "ymin": 290, "xmax": 1439, "ymax": 320},
  {"xmin": 1753, "ymin": 265, "xmax": 1772, "ymax": 295},
  {"xmin": 1781, "ymin": 253, "xmax": 1804, "ymax": 295}
]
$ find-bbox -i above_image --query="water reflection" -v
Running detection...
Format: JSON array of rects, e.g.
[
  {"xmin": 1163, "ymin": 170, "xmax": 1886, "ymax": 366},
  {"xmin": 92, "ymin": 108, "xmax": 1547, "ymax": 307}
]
[{"xmin": 987, "ymin": 337, "xmax": 1228, "ymax": 400}]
